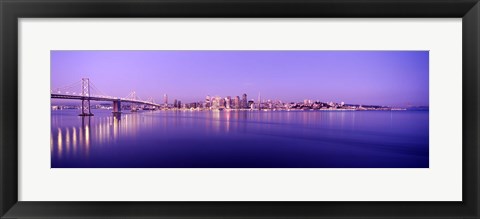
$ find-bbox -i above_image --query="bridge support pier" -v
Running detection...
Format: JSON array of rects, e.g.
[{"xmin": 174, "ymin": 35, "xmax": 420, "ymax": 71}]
[
  {"xmin": 112, "ymin": 100, "xmax": 122, "ymax": 117},
  {"xmin": 79, "ymin": 98, "xmax": 94, "ymax": 116}
]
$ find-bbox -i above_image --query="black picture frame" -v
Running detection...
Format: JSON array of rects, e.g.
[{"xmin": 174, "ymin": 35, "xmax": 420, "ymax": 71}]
[{"xmin": 1, "ymin": 0, "xmax": 479, "ymax": 218}]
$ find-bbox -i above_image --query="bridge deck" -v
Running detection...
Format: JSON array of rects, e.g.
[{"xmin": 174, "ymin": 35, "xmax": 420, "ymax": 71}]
[{"xmin": 51, "ymin": 94, "xmax": 162, "ymax": 107}]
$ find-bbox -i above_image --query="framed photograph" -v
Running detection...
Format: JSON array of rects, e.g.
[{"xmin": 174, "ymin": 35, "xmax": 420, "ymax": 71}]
[{"xmin": 1, "ymin": 0, "xmax": 479, "ymax": 218}]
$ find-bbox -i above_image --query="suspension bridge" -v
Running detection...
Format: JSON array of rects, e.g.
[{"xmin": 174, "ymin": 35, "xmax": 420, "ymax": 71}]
[{"xmin": 51, "ymin": 78, "xmax": 162, "ymax": 116}]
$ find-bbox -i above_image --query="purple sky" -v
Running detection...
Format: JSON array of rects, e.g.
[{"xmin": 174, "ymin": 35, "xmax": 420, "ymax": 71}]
[{"xmin": 51, "ymin": 50, "xmax": 429, "ymax": 107}]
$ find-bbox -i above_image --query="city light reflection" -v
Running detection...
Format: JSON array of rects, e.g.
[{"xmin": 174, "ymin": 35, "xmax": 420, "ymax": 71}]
[
  {"xmin": 85, "ymin": 121, "xmax": 90, "ymax": 155},
  {"xmin": 65, "ymin": 128, "xmax": 70, "ymax": 153},
  {"xmin": 113, "ymin": 116, "xmax": 119, "ymax": 141},
  {"xmin": 57, "ymin": 128, "xmax": 62, "ymax": 159},
  {"xmin": 72, "ymin": 127, "xmax": 77, "ymax": 152},
  {"xmin": 51, "ymin": 111, "xmax": 154, "ymax": 161}
]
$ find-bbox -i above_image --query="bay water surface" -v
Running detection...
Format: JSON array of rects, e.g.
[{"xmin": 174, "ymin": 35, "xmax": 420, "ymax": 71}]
[{"xmin": 51, "ymin": 110, "xmax": 429, "ymax": 168}]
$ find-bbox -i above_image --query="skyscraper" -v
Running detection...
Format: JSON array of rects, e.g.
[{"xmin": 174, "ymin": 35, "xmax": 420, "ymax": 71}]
[
  {"xmin": 225, "ymin": 96, "xmax": 232, "ymax": 109},
  {"xmin": 242, "ymin": 93, "xmax": 248, "ymax": 109},
  {"xmin": 234, "ymin": 96, "xmax": 240, "ymax": 109},
  {"xmin": 248, "ymin": 100, "xmax": 254, "ymax": 109},
  {"xmin": 219, "ymin": 98, "xmax": 226, "ymax": 109},
  {"xmin": 164, "ymin": 94, "xmax": 168, "ymax": 107},
  {"xmin": 258, "ymin": 93, "xmax": 261, "ymax": 110},
  {"xmin": 212, "ymin": 96, "xmax": 220, "ymax": 109},
  {"xmin": 206, "ymin": 95, "xmax": 211, "ymax": 108}
]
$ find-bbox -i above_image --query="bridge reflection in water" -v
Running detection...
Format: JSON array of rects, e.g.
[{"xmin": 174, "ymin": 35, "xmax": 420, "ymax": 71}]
[
  {"xmin": 51, "ymin": 112, "xmax": 140, "ymax": 160},
  {"xmin": 50, "ymin": 110, "xmax": 249, "ymax": 162}
]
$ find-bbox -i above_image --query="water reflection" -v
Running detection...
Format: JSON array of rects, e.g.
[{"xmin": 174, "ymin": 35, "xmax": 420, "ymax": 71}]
[
  {"xmin": 57, "ymin": 128, "xmax": 62, "ymax": 159},
  {"xmin": 51, "ymin": 111, "xmax": 149, "ymax": 160},
  {"xmin": 72, "ymin": 127, "xmax": 77, "ymax": 153},
  {"xmin": 51, "ymin": 110, "xmax": 429, "ymax": 168},
  {"xmin": 54, "ymin": 110, "xmax": 243, "ymax": 160}
]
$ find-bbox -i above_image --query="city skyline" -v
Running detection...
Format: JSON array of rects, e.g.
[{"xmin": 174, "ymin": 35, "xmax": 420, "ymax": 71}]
[
  {"xmin": 51, "ymin": 50, "xmax": 429, "ymax": 107},
  {"xmin": 50, "ymin": 90, "xmax": 414, "ymax": 112}
]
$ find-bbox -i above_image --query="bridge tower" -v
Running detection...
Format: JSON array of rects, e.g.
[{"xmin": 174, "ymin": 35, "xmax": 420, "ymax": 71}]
[
  {"xmin": 79, "ymin": 78, "xmax": 94, "ymax": 116},
  {"xmin": 131, "ymin": 91, "xmax": 139, "ymax": 112}
]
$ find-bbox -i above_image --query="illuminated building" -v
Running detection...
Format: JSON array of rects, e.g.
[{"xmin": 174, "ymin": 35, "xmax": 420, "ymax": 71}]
[
  {"xmin": 219, "ymin": 98, "xmax": 226, "ymax": 109},
  {"xmin": 234, "ymin": 96, "xmax": 240, "ymax": 109},
  {"xmin": 225, "ymin": 96, "xmax": 231, "ymax": 109},
  {"xmin": 206, "ymin": 95, "xmax": 211, "ymax": 108},
  {"xmin": 212, "ymin": 96, "xmax": 220, "ymax": 109},
  {"xmin": 248, "ymin": 100, "xmax": 254, "ymax": 109},
  {"xmin": 242, "ymin": 93, "xmax": 248, "ymax": 109}
]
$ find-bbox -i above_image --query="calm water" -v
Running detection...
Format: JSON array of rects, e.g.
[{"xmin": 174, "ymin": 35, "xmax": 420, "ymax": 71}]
[{"xmin": 51, "ymin": 110, "xmax": 429, "ymax": 168}]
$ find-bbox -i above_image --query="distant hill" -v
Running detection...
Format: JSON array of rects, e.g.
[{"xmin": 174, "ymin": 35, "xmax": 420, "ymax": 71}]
[{"xmin": 407, "ymin": 106, "xmax": 429, "ymax": 111}]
